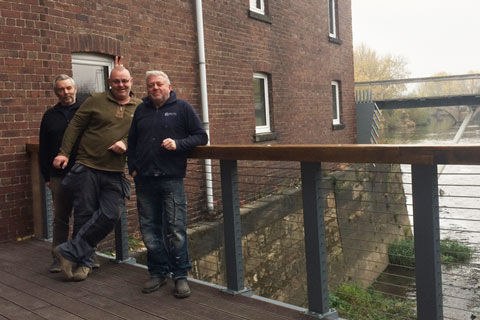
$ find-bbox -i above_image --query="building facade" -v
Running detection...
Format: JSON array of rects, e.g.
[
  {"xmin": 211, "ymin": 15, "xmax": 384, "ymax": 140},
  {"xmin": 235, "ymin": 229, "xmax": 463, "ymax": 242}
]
[{"xmin": 0, "ymin": 0, "xmax": 355, "ymax": 242}]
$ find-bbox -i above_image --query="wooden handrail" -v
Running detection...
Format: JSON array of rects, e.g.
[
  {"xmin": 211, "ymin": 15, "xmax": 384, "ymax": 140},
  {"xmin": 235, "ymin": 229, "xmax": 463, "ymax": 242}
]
[
  {"xmin": 190, "ymin": 144, "xmax": 480, "ymax": 165},
  {"xmin": 26, "ymin": 143, "xmax": 480, "ymax": 165}
]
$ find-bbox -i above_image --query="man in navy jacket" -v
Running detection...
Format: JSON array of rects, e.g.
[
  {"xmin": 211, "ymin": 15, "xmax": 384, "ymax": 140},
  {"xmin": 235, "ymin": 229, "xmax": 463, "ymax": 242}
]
[
  {"xmin": 127, "ymin": 70, "xmax": 208, "ymax": 298},
  {"xmin": 39, "ymin": 74, "xmax": 81, "ymax": 272}
]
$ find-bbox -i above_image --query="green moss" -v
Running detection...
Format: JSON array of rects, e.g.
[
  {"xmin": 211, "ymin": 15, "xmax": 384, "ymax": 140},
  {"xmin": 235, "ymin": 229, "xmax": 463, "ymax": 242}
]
[
  {"xmin": 329, "ymin": 283, "xmax": 416, "ymax": 319},
  {"xmin": 388, "ymin": 238, "xmax": 473, "ymax": 267}
]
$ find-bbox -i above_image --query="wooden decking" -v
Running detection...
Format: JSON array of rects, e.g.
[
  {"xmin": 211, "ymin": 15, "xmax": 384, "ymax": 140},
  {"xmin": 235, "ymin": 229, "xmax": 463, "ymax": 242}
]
[{"xmin": 0, "ymin": 239, "xmax": 312, "ymax": 320}]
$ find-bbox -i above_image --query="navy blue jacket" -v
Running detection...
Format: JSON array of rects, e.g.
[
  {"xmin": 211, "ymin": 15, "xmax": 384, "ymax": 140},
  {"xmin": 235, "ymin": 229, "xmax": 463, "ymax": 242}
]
[{"xmin": 127, "ymin": 91, "xmax": 208, "ymax": 178}]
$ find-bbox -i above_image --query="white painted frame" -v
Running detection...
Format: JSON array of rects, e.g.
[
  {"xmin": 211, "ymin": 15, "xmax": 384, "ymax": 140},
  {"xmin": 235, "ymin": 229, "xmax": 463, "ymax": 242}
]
[
  {"xmin": 332, "ymin": 81, "xmax": 341, "ymax": 125},
  {"xmin": 254, "ymin": 73, "xmax": 271, "ymax": 133},
  {"xmin": 250, "ymin": 0, "xmax": 265, "ymax": 15}
]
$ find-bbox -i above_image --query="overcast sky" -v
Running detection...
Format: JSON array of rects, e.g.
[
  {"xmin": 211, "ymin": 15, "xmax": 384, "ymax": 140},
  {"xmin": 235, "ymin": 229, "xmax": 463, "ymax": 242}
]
[{"xmin": 351, "ymin": 0, "xmax": 480, "ymax": 78}]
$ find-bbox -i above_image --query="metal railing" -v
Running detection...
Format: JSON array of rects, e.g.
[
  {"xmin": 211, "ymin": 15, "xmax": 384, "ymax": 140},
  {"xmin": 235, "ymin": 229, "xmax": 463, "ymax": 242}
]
[
  {"xmin": 26, "ymin": 143, "xmax": 480, "ymax": 319},
  {"xmin": 186, "ymin": 144, "xmax": 480, "ymax": 319}
]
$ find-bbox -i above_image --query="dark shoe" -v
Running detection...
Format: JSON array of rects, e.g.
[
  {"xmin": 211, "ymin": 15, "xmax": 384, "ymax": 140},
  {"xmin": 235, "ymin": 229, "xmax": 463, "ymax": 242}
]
[
  {"xmin": 72, "ymin": 266, "xmax": 92, "ymax": 282},
  {"xmin": 174, "ymin": 278, "xmax": 191, "ymax": 298},
  {"xmin": 52, "ymin": 247, "xmax": 74, "ymax": 280},
  {"xmin": 92, "ymin": 253, "xmax": 100, "ymax": 269},
  {"xmin": 142, "ymin": 276, "xmax": 167, "ymax": 294},
  {"xmin": 49, "ymin": 256, "xmax": 61, "ymax": 273}
]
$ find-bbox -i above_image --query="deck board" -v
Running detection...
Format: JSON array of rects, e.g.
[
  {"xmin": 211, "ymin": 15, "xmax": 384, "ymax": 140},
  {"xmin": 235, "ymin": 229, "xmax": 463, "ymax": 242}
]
[{"xmin": 0, "ymin": 240, "xmax": 312, "ymax": 320}]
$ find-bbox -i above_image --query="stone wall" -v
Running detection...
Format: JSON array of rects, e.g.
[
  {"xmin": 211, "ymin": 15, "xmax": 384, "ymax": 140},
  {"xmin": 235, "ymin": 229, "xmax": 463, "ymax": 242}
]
[{"xmin": 183, "ymin": 163, "xmax": 411, "ymax": 306}]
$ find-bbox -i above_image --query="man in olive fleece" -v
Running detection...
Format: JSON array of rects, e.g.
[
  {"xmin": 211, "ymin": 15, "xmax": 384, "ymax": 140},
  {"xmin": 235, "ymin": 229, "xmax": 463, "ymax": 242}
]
[{"xmin": 52, "ymin": 66, "xmax": 141, "ymax": 281}]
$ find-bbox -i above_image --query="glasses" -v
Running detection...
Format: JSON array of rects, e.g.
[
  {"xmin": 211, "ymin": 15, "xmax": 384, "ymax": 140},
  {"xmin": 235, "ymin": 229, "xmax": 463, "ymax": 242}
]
[{"xmin": 111, "ymin": 78, "xmax": 131, "ymax": 85}]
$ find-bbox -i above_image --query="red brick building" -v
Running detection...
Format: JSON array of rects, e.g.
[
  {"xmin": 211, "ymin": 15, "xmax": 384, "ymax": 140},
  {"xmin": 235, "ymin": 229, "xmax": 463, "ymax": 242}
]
[{"xmin": 0, "ymin": 0, "xmax": 355, "ymax": 242}]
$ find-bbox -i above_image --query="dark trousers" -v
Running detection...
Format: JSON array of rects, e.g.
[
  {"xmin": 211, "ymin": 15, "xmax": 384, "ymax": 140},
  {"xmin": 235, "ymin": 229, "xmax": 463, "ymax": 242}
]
[
  {"xmin": 135, "ymin": 176, "xmax": 191, "ymax": 280},
  {"xmin": 57, "ymin": 164, "xmax": 127, "ymax": 268},
  {"xmin": 49, "ymin": 176, "xmax": 73, "ymax": 249}
]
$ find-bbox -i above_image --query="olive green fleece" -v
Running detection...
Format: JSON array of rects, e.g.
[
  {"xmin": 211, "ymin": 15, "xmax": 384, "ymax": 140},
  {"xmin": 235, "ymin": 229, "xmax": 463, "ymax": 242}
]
[{"xmin": 59, "ymin": 91, "xmax": 141, "ymax": 172}]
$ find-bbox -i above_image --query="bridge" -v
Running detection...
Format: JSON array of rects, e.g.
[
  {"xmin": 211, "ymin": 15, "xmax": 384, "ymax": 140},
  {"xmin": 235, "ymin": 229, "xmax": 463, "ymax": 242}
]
[{"xmin": 355, "ymin": 73, "xmax": 480, "ymax": 144}]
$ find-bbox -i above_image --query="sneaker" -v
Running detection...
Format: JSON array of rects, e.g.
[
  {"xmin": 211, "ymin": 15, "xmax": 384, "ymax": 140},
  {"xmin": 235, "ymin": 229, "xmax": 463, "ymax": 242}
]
[
  {"xmin": 174, "ymin": 278, "xmax": 191, "ymax": 298},
  {"xmin": 142, "ymin": 276, "xmax": 167, "ymax": 294},
  {"xmin": 92, "ymin": 253, "xmax": 100, "ymax": 269},
  {"xmin": 49, "ymin": 256, "xmax": 61, "ymax": 273},
  {"xmin": 52, "ymin": 247, "xmax": 74, "ymax": 280},
  {"xmin": 72, "ymin": 266, "xmax": 92, "ymax": 282}
]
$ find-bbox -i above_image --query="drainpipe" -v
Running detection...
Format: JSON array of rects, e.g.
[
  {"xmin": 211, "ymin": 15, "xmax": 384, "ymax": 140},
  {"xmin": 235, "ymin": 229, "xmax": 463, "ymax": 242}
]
[{"xmin": 195, "ymin": 0, "xmax": 214, "ymax": 212}]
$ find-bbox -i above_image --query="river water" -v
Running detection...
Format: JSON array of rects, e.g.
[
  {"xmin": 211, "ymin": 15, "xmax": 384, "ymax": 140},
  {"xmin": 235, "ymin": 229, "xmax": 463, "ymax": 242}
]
[{"xmin": 379, "ymin": 122, "xmax": 480, "ymax": 319}]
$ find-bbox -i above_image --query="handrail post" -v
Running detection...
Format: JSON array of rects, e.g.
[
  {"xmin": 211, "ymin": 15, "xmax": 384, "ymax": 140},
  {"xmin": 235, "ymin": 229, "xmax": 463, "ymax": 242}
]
[
  {"xmin": 300, "ymin": 162, "xmax": 338, "ymax": 319},
  {"xmin": 411, "ymin": 164, "xmax": 443, "ymax": 319},
  {"xmin": 220, "ymin": 159, "xmax": 249, "ymax": 294},
  {"xmin": 113, "ymin": 204, "xmax": 135, "ymax": 264}
]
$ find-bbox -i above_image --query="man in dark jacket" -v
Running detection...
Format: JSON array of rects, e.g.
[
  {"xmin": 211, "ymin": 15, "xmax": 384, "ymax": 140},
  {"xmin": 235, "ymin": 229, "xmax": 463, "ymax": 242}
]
[
  {"xmin": 39, "ymin": 74, "xmax": 81, "ymax": 273},
  {"xmin": 127, "ymin": 70, "xmax": 208, "ymax": 298}
]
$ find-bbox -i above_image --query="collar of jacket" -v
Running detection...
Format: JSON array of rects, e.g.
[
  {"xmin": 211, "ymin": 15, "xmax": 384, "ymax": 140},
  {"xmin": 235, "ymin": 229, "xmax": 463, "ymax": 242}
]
[
  {"xmin": 106, "ymin": 90, "xmax": 138, "ymax": 105},
  {"xmin": 142, "ymin": 91, "xmax": 177, "ymax": 109}
]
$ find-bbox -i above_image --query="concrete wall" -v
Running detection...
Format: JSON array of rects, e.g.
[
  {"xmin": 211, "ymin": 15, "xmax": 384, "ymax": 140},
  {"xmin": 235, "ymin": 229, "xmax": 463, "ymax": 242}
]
[{"xmin": 181, "ymin": 163, "xmax": 411, "ymax": 306}]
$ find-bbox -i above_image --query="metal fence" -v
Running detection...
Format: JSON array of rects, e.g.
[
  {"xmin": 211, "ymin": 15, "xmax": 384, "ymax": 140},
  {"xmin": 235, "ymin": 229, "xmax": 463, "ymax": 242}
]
[{"xmin": 183, "ymin": 145, "xmax": 480, "ymax": 319}]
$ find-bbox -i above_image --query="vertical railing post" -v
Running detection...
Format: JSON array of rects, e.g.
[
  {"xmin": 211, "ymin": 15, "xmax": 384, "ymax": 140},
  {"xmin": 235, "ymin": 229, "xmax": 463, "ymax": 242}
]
[
  {"xmin": 411, "ymin": 164, "xmax": 443, "ymax": 319},
  {"xmin": 113, "ymin": 204, "xmax": 135, "ymax": 264},
  {"xmin": 220, "ymin": 159, "xmax": 249, "ymax": 294},
  {"xmin": 300, "ymin": 162, "xmax": 338, "ymax": 319}
]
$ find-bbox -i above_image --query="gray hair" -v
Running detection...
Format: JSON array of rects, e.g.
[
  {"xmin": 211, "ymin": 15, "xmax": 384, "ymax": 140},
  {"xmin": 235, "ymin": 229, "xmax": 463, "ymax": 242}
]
[
  {"xmin": 53, "ymin": 74, "xmax": 76, "ymax": 89},
  {"xmin": 145, "ymin": 70, "xmax": 170, "ymax": 84}
]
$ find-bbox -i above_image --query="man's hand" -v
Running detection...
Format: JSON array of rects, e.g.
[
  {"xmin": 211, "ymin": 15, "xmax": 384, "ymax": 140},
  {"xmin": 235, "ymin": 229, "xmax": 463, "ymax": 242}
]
[
  {"xmin": 53, "ymin": 155, "xmax": 69, "ymax": 169},
  {"xmin": 114, "ymin": 55, "xmax": 124, "ymax": 67},
  {"xmin": 161, "ymin": 138, "xmax": 176, "ymax": 151},
  {"xmin": 108, "ymin": 140, "xmax": 127, "ymax": 154}
]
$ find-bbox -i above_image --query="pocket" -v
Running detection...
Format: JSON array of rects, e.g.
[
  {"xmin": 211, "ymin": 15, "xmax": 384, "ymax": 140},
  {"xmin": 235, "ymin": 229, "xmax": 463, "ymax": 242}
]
[
  {"xmin": 120, "ymin": 175, "xmax": 131, "ymax": 199},
  {"xmin": 61, "ymin": 163, "xmax": 86, "ymax": 190}
]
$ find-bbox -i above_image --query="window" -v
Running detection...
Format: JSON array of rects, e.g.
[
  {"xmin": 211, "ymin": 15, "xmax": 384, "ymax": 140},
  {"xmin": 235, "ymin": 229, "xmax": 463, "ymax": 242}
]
[
  {"xmin": 332, "ymin": 81, "xmax": 341, "ymax": 125},
  {"xmin": 253, "ymin": 73, "xmax": 271, "ymax": 133},
  {"xmin": 250, "ymin": 0, "xmax": 265, "ymax": 15},
  {"xmin": 328, "ymin": 0, "xmax": 337, "ymax": 38},
  {"xmin": 71, "ymin": 53, "xmax": 114, "ymax": 99}
]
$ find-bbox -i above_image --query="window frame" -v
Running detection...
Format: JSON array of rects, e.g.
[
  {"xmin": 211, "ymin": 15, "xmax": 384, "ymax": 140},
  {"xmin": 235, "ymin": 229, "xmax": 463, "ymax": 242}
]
[
  {"xmin": 328, "ymin": 0, "xmax": 337, "ymax": 38},
  {"xmin": 253, "ymin": 73, "xmax": 271, "ymax": 134},
  {"xmin": 250, "ymin": 0, "xmax": 265, "ymax": 15},
  {"xmin": 331, "ymin": 81, "xmax": 341, "ymax": 125},
  {"xmin": 71, "ymin": 53, "xmax": 114, "ymax": 94}
]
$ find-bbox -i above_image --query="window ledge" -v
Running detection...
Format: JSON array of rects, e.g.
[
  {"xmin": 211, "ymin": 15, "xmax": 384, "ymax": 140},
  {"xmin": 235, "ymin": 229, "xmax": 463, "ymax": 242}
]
[
  {"xmin": 332, "ymin": 123, "xmax": 345, "ymax": 131},
  {"xmin": 328, "ymin": 36, "xmax": 343, "ymax": 45},
  {"xmin": 248, "ymin": 10, "xmax": 272, "ymax": 24},
  {"xmin": 254, "ymin": 131, "xmax": 277, "ymax": 142}
]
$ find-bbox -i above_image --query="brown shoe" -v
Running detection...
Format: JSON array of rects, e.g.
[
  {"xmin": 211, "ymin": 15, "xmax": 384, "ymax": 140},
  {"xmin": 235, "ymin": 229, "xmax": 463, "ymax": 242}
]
[
  {"xmin": 49, "ymin": 256, "xmax": 61, "ymax": 273},
  {"xmin": 174, "ymin": 278, "xmax": 191, "ymax": 298},
  {"xmin": 142, "ymin": 276, "xmax": 167, "ymax": 294},
  {"xmin": 72, "ymin": 266, "xmax": 92, "ymax": 282},
  {"xmin": 52, "ymin": 247, "xmax": 74, "ymax": 280},
  {"xmin": 92, "ymin": 253, "xmax": 100, "ymax": 269}
]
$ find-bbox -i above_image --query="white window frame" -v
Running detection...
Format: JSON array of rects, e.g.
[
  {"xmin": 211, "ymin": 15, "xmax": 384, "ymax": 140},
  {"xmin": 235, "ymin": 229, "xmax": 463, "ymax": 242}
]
[
  {"xmin": 71, "ymin": 53, "xmax": 114, "ymax": 94},
  {"xmin": 250, "ymin": 0, "xmax": 265, "ymax": 15},
  {"xmin": 253, "ymin": 73, "xmax": 271, "ymax": 134},
  {"xmin": 332, "ymin": 81, "xmax": 341, "ymax": 125},
  {"xmin": 328, "ymin": 0, "xmax": 337, "ymax": 38}
]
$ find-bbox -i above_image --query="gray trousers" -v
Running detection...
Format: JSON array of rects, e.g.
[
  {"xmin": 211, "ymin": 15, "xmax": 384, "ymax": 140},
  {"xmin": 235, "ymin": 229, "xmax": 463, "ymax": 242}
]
[{"xmin": 57, "ymin": 164, "xmax": 128, "ymax": 268}]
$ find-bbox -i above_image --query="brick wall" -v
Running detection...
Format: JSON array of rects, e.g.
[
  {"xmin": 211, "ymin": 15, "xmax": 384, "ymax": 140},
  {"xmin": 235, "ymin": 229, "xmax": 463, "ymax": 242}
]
[{"xmin": 0, "ymin": 0, "xmax": 355, "ymax": 242}]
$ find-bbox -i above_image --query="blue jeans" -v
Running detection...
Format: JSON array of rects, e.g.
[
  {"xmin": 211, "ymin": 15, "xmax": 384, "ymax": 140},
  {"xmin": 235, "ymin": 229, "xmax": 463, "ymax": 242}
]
[
  {"xmin": 135, "ymin": 176, "xmax": 191, "ymax": 280},
  {"xmin": 58, "ymin": 164, "xmax": 127, "ymax": 267}
]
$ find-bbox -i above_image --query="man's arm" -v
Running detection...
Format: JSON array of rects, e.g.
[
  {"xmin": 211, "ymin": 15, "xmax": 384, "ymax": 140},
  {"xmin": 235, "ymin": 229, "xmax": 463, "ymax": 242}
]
[
  {"xmin": 38, "ymin": 113, "xmax": 51, "ymax": 183},
  {"xmin": 58, "ymin": 97, "xmax": 92, "ymax": 158},
  {"xmin": 126, "ymin": 111, "xmax": 139, "ymax": 176},
  {"xmin": 174, "ymin": 102, "xmax": 208, "ymax": 152}
]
